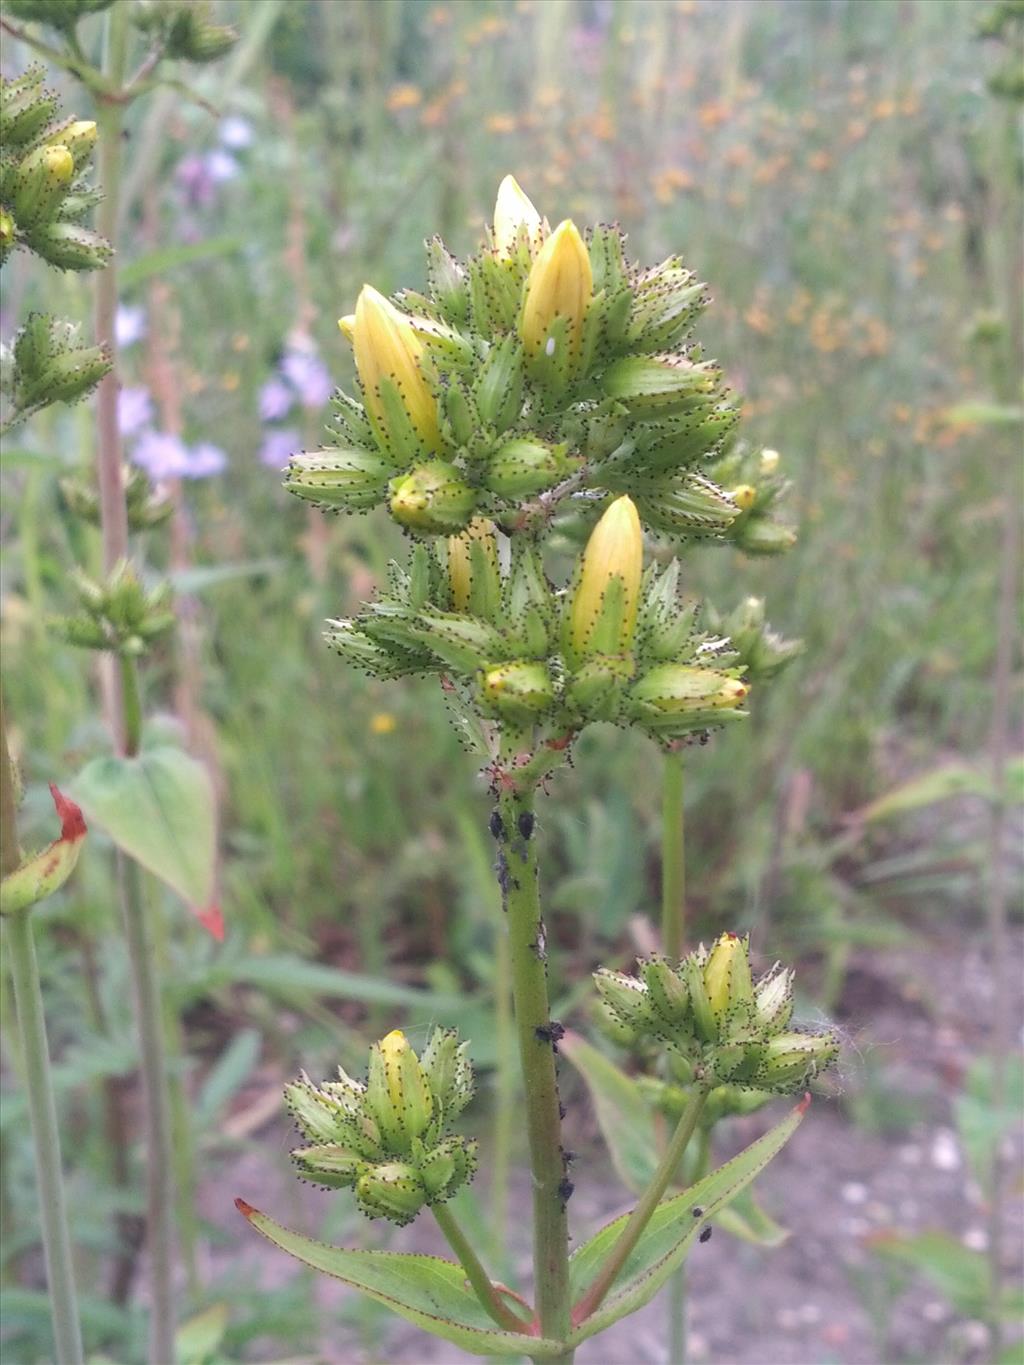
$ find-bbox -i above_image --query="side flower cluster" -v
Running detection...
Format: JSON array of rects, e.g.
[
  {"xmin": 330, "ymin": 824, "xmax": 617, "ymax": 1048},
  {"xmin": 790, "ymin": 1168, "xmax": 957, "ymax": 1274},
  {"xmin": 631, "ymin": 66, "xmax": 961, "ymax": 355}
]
[
  {"xmin": 324, "ymin": 495, "xmax": 750, "ymax": 745},
  {"xmin": 284, "ymin": 176, "xmax": 793, "ymax": 546},
  {"xmin": 595, "ymin": 933, "xmax": 839, "ymax": 1093},
  {"xmin": 0, "ymin": 66, "xmax": 111, "ymax": 271},
  {"xmin": 285, "ymin": 1029, "xmax": 477, "ymax": 1227}
]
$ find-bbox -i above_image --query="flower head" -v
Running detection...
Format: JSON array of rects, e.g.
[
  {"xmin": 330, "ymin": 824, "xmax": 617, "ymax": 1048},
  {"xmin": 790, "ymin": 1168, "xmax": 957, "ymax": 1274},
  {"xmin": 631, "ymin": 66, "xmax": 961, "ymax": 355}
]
[
  {"xmin": 520, "ymin": 219, "xmax": 593, "ymax": 369},
  {"xmin": 353, "ymin": 285, "xmax": 442, "ymax": 456}
]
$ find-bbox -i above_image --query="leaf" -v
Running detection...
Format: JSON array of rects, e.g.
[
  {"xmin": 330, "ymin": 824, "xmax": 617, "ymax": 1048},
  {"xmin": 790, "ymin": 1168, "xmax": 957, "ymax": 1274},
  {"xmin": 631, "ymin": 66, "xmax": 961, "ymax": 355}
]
[
  {"xmin": 943, "ymin": 400, "xmax": 1024, "ymax": 427},
  {"xmin": 560, "ymin": 1032, "xmax": 658, "ymax": 1193},
  {"xmin": 853, "ymin": 764, "xmax": 989, "ymax": 823},
  {"xmin": 869, "ymin": 1231, "xmax": 989, "ymax": 1318},
  {"xmin": 119, "ymin": 236, "xmax": 245, "ymax": 288},
  {"xmin": 167, "ymin": 559, "xmax": 284, "ymax": 594},
  {"xmin": 176, "ymin": 1303, "xmax": 229, "ymax": 1365},
  {"xmin": 195, "ymin": 1029, "xmax": 261, "ymax": 1127},
  {"xmin": 715, "ymin": 1186, "xmax": 788, "ymax": 1248},
  {"xmin": 70, "ymin": 747, "xmax": 216, "ymax": 925},
  {"xmin": 236, "ymin": 1200, "xmax": 565, "ymax": 1358},
  {"xmin": 567, "ymin": 1098, "xmax": 807, "ymax": 1344},
  {"xmin": 207, "ymin": 954, "xmax": 466, "ymax": 1012}
]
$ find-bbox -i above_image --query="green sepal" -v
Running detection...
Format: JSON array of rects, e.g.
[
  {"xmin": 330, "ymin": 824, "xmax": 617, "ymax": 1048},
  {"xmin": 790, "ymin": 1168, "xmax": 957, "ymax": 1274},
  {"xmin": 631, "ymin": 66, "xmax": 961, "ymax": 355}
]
[
  {"xmin": 426, "ymin": 235, "xmax": 470, "ymax": 324},
  {"xmin": 410, "ymin": 611, "xmax": 507, "ymax": 673},
  {"xmin": 473, "ymin": 334, "xmax": 524, "ymax": 430},
  {"xmin": 284, "ymin": 448, "xmax": 393, "ymax": 511}
]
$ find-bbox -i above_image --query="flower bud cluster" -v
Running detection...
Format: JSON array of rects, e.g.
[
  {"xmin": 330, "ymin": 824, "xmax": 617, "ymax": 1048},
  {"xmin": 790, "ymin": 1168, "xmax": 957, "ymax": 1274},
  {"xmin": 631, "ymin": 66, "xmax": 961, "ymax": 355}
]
[
  {"xmin": 286, "ymin": 176, "xmax": 754, "ymax": 540},
  {"xmin": 286, "ymin": 1029, "xmax": 477, "ymax": 1226},
  {"xmin": 60, "ymin": 463, "xmax": 173, "ymax": 533},
  {"xmin": 707, "ymin": 596, "xmax": 803, "ymax": 683},
  {"xmin": 0, "ymin": 68, "xmax": 111, "ymax": 272},
  {"xmin": 705, "ymin": 443, "xmax": 796, "ymax": 556},
  {"xmin": 324, "ymin": 496, "xmax": 749, "ymax": 745},
  {"xmin": 50, "ymin": 560, "xmax": 175, "ymax": 656},
  {"xmin": 594, "ymin": 933, "xmax": 838, "ymax": 1093},
  {"xmin": 4, "ymin": 0, "xmax": 114, "ymax": 27},
  {"xmin": 133, "ymin": 0, "xmax": 238, "ymax": 62},
  {"xmin": 8, "ymin": 313, "xmax": 111, "ymax": 421}
]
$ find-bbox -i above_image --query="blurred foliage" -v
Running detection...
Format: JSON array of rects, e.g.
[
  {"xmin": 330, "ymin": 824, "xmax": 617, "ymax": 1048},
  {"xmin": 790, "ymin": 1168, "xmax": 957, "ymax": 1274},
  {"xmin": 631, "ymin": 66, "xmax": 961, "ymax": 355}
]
[{"xmin": 0, "ymin": 0, "xmax": 1021, "ymax": 1360}]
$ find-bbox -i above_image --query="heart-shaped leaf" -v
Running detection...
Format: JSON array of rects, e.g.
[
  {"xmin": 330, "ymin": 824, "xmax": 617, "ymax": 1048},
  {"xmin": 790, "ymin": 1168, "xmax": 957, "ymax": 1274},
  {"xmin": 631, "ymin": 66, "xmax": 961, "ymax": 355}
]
[
  {"xmin": 560, "ymin": 1032, "xmax": 658, "ymax": 1193},
  {"xmin": 71, "ymin": 747, "xmax": 217, "ymax": 931},
  {"xmin": 567, "ymin": 1098, "xmax": 807, "ymax": 1343},
  {"xmin": 235, "ymin": 1200, "xmax": 564, "ymax": 1358}
]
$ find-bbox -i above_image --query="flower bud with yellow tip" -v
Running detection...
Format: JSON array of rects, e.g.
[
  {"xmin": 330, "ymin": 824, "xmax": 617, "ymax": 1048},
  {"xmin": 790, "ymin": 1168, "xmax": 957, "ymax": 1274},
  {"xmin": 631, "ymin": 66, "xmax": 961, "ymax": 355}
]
[
  {"xmin": 479, "ymin": 660, "xmax": 556, "ymax": 723},
  {"xmin": 703, "ymin": 932, "xmax": 754, "ymax": 1019},
  {"xmin": 631, "ymin": 665, "xmax": 748, "ymax": 714},
  {"xmin": 520, "ymin": 219, "xmax": 593, "ymax": 379},
  {"xmin": 729, "ymin": 484, "xmax": 757, "ymax": 511},
  {"xmin": 365, "ymin": 1030, "xmax": 433, "ymax": 1153},
  {"xmin": 567, "ymin": 495, "xmax": 643, "ymax": 664},
  {"xmin": 352, "ymin": 285, "xmax": 442, "ymax": 459},
  {"xmin": 446, "ymin": 517, "xmax": 501, "ymax": 617},
  {"xmin": 13, "ymin": 143, "xmax": 74, "ymax": 228},
  {"xmin": 388, "ymin": 461, "xmax": 476, "ymax": 535},
  {"xmin": 492, "ymin": 173, "xmax": 544, "ymax": 259}
]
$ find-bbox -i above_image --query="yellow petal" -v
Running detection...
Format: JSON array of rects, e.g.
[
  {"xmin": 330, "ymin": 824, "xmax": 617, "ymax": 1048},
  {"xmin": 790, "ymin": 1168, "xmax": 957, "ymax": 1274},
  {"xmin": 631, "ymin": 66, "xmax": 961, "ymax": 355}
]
[
  {"xmin": 570, "ymin": 495, "xmax": 642, "ymax": 656},
  {"xmin": 352, "ymin": 285, "xmax": 440, "ymax": 450},
  {"xmin": 520, "ymin": 219, "xmax": 593, "ymax": 360},
  {"xmin": 493, "ymin": 173, "xmax": 543, "ymax": 258}
]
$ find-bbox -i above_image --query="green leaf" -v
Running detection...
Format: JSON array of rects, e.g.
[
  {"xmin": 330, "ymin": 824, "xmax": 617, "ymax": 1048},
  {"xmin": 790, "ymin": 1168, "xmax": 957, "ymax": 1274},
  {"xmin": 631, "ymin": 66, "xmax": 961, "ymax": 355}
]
[
  {"xmin": 560, "ymin": 1033, "xmax": 658, "ymax": 1193},
  {"xmin": 943, "ymin": 400, "xmax": 1024, "ymax": 427},
  {"xmin": 855, "ymin": 764, "xmax": 990, "ymax": 823},
  {"xmin": 715, "ymin": 1186, "xmax": 789, "ymax": 1248},
  {"xmin": 567, "ymin": 1099, "xmax": 807, "ymax": 1343},
  {"xmin": 206, "ymin": 954, "xmax": 465, "ymax": 1012},
  {"xmin": 176, "ymin": 1303, "xmax": 229, "ymax": 1365},
  {"xmin": 70, "ymin": 746, "xmax": 216, "ymax": 911},
  {"xmin": 869, "ymin": 1232, "xmax": 989, "ymax": 1318},
  {"xmin": 237, "ymin": 1201, "xmax": 564, "ymax": 1357},
  {"xmin": 167, "ymin": 559, "xmax": 284, "ymax": 594},
  {"xmin": 119, "ymin": 236, "xmax": 245, "ymax": 288}
]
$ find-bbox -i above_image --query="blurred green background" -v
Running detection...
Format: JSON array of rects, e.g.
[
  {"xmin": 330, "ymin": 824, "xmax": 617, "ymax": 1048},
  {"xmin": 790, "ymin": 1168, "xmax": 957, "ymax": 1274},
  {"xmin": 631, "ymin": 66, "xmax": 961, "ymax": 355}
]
[{"xmin": 1, "ymin": 1, "xmax": 1021, "ymax": 1361}]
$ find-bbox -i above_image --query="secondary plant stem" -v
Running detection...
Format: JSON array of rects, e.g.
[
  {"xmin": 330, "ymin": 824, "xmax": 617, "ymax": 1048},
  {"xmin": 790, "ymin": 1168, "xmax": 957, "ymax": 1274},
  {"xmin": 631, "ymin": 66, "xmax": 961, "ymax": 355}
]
[
  {"xmin": 574, "ymin": 1086, "xmax": 708, "ymax": 1325},
  {"xmin": 662, "ymin": 748, "xmax": 687, "ymax": 1360},
  {"xmin": 495, "ymin": 768, "xmax": 572, "ymax": 1359},
  {"xmin": 431, "ymin": 1202, "xmax": 529, "ymax": 1334},
  {"xmin": 661, "ymin": 750, "xmax": 685, "ymax": 959},
  {"xmin": 117, "ymin": 847, "xmax": 175, "ymax": 1365},
  {"xmin": 1, "ymin": 702, "xmax": 84, "ymax": 1365}
]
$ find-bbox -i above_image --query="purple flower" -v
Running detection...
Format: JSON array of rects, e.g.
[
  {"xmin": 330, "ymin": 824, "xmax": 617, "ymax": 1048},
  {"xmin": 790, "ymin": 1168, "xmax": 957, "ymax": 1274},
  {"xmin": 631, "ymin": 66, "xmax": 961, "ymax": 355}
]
[
  {"xmin": 115, "ymin": 305, "xmax": 147, "ymax": 349},
  {"xmin": 259, "ymin": 377, "xmax": 294, "ymax": 422},
  {"xmin": 205, "ymin": 149, "xmax": 238, "ymax": 184},
  {"xmin": 259, "ymin": 427, "xmax": 301, "ymax": 468},
  {"xmin": 131, "ymin": 432, "xmax": 227, "ymax": 480},
  {"xmin": 118, "ymin": 385, "xmax": 154, "ymax": 438},
  {"xmin": 220, "ymin": 116, "xmax": 253, "ymax": 150},
  {"xmin": 188, "ymin": 442, "xmax": 228, "ymax": 478},
  {"xmin": 132, "ymin": 431, "xmax": 191, "ymax": 479},
  {"xmin": 281, "ymin": 348, "xmax": 333, "ymax": 410}
]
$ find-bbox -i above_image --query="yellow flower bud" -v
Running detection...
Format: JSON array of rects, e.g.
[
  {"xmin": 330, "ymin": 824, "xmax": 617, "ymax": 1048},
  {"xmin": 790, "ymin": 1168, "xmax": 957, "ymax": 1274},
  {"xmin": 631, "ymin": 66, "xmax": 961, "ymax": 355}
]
[
  {"xmin": 492, "ymin": 173, "xmax": 543, "ymax": 259},
  {"xmin": 569, "ymin": 495, "xmax": 643, "ymax": 660},
  {"xmin": 446, "ymin": 518, "xmax": 499, "ymax": 613},
  {"xmin": 520, "ymin": 219, "xmax": 593, "ymax": 365},
  {"xmin": 760, "ymin": 448, "xmax": 780, "ymax": 475},
  {"xmin": 703, "ymin": 933, "xmax": 754, "ymax": 1018},
  {"xmin": 352, "ymin": 284, "xmax": 441, "ymax": 454},
  {"xmin": 730, "ymin": 484, "xmax": 757, "ymax": 511},
  {"xmin": 338, "ymin": 313, "xmax": 355, "ymax": 342}
]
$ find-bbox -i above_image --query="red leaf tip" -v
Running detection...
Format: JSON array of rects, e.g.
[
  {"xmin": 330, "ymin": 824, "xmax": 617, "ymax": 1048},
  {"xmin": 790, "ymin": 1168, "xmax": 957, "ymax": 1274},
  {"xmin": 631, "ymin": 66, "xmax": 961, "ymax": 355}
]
[
  {"xmin": 196, "ymin": 902, "xmax": 225, "ymax": 940},
  {"xmin": 48, "ymin": 784, "xmax": 87, "ymax": 842},
  {"xmin": 234, "ymin": 1197, "xmax": 256, "ymax": 1218},
  {"xmin": 796, "ymin": 1091, "xmax": 812, "ymax": 1115}
]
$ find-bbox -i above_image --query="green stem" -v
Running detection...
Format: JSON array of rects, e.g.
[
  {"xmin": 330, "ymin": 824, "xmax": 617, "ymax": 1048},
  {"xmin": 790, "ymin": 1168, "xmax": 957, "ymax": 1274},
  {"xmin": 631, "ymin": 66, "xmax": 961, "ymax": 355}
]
[
  {"xmin": 493, "ymin": 766, "xmax": 572, "ymax": 1356},
  {"xmin": 431, "ymin": 1203, "xmax": 529, "ymax": 1334},
  {"xmin": 661, "ymin": 750, "xmax": 685, "ymax": 959},
  {"xmin": 1, "ymin": 702, "xmax": 84, "ymax": 1365},
  {"xmin": 117, "ymin": 850, "xmax": 175, "ymax": 1365},
  {"xmin": 491, "ymin": 913, "xmax": 514, "ymax": 1252},
  {"xmin": 116, "ymin": 656, "xmax": 176, "ymax": 1359},
  {"xmin": 574, "ymin": 1087, "xmax": 708, "ymax": 1325}
]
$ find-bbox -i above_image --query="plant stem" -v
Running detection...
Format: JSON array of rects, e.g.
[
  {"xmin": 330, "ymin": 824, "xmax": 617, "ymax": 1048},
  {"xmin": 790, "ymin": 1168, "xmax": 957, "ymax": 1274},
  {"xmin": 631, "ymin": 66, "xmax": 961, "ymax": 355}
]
[
  {"xmin": 574, "ymin": 1087, "xmax": 708, "ymax": 1325},
  {"xmin": 431, "ymin": 1202, "xmax": 529, "ymax": 1334},
  {"xmin": 117, "ymin": 848, "xmax": 175, "ymax": 1365},
  {"xmin": 1, "ymin": 702, "xmax": 84, "ymax": 1365},
  {"xmin": 493, "ymin": 770, "xmax": 572, "ymax": 1357},
  {"xmin": 661, "ymin": 749, "xmax": 685, "ymax": 959},
  {"xmin": 661, "ymin": 748, "xmax": 688, "ymax": 1358},
  {"xmin": 116, "ymin": 655, "xmax": 176, "ymax": 1361}
]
